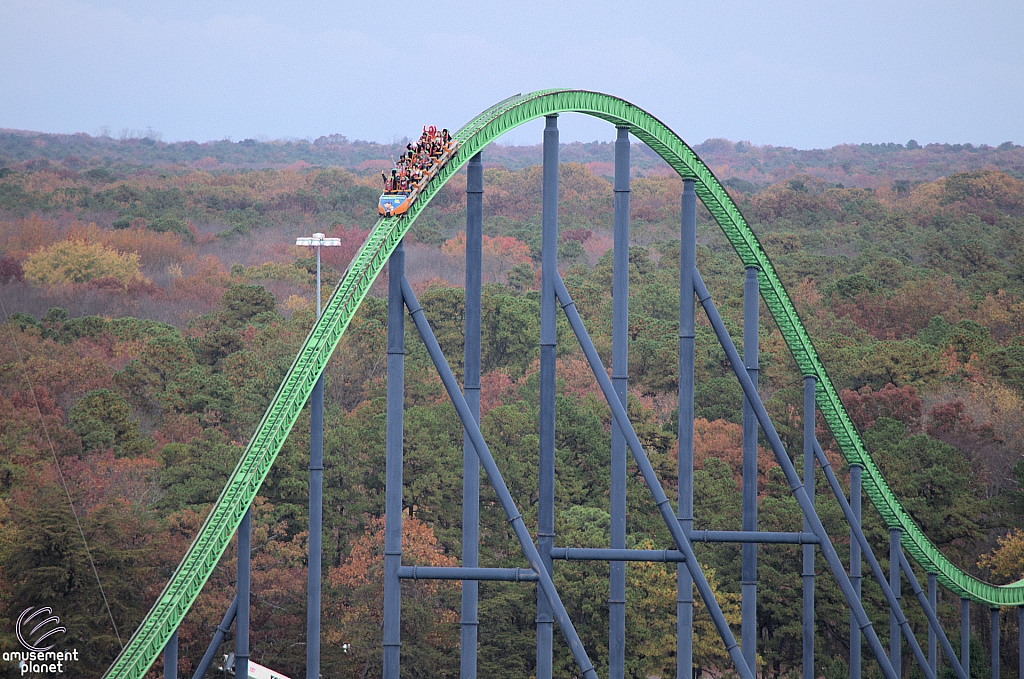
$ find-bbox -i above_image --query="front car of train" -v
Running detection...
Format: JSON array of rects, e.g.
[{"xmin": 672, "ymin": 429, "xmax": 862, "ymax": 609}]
[
  {"xmin": 378, "ymin": 191, "xmax": 411, "ymax": 217},
  {"xmin": 378, "ymin": 126, "xmax": 458, "ymax": 217}
]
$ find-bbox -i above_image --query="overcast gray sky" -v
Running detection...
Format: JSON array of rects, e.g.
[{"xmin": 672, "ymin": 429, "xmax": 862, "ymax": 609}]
[{"xmin": 1, "ymin": 0, "xmax": 1020, "ymax": 148}]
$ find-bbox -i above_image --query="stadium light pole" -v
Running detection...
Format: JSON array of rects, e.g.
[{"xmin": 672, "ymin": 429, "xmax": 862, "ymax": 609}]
[
  {"xmin": 296, "ymin": 232, "xmax": 342, "ymax": 318},
  {"xmin": 295, "ymin": 231, "xmax": 341, "ymax": 679}
]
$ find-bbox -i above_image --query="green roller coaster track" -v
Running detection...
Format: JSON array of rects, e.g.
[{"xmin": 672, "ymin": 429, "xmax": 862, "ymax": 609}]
[{"xmin": 103, "ymin": 89, "xmax": 1024, "ymax": 679}]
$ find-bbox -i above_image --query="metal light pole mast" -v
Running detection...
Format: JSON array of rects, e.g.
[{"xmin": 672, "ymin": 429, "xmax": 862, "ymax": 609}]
[{"xmin": 295, "ymin": 231, "xmax": 341, "ymax": 679}]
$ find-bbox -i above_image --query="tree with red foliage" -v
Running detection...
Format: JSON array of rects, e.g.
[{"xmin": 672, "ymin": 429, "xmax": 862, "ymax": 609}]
[
  {"xmin": 561, "ymin": 229, "xmax": 592, "ymax": 244},
  {"xmin": 840, "ymin": 383, "xmax": 923, "ymax": 432},
  {"xmin": 0, "ymin": 256, "xmax": 24, "ymax": 284},
  {"xmin": 926, "ymin": 400, "xmax": 1011, "ymax": 496},
  {"xmin": 668, "ymin": 418, "xmax": 778, "ymax": 495},
  {"xmin": 320, "ymin": 225, "xmax": 371, "ymax": 271}
]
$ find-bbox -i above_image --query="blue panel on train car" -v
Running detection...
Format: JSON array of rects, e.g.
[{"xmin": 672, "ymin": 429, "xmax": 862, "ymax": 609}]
[{"xmin": 379, "ymin": 193, "xmax": 409, "ymax": 215}]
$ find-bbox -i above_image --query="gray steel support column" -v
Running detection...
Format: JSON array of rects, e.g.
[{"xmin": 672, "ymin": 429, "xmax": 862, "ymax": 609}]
[
  {"xmin": 236, "ymin": 507, "xmax": 251, "ymax": 679},
  {"xmin": 537, "ymin": 114, "xmax": 558, "ymax": 679},
  {"xmin": 163, "ymin": 629, "xmax": 177, "ymax": 679},
  {"xmin": 930, "ymin": 573, "xmax": 939, "ymax": 676},
  {"xmin": 892, "ymin": 530, "xmax": 903, "ymax": 678},
  {"xmin": 462, "ymin": 151, "xmax": 483, "ymax": 679},
  {"xmin": 1018, "ymin": 607, "xmax": 1023, "ymax": 679},
  {"xmin": 306, "ymin": 246, "xmax": 325, "ymax": 679},
  {"xmin": 402, "ymin": 277, "xmax": 599, "ymax": 679},
  {"xmin": 383, "ymin": 241, "xmax": 405, "ymax": 679},
  {"xmin": 552, "ymin": 272, "xmax": 754, "ymax": 679},
  {"xmin": 993, "ymin": 609, "xmax": 1000, "ymax": 679},
  {"xmin": 804, "ymin": 376, "xmax": 816, "ymax": 679},
  {"xmin": 689, "ymin": 270, "xmax": 900, "ymax": 679},
  {"xmin": 610, "ymin": 125, "xmax": 630, "ymax": 679},
  {"xmin": 851, "ymin": 464, "xmax": 863, "ymax": 679},
  {"xmin": 679, "ymin": 179, "xmax": 697, "ymax": 679},
  {"xmin": 743, "ymin": 266, "xmax": 759, "ymax": 678},
  {"xmin": 817, "ymin": 438, "xmax": 965, "ymax": 679},
  {"xmin": 964, "ymin": 599, "xmax": 971, "ymax": 679},
  {"xmin": 191, "ymin": 595, "xmax": 238, "ymax": 679},
  {"xmin": 897, "ymin": 550, "xmax": 966, "ymax": 679}
]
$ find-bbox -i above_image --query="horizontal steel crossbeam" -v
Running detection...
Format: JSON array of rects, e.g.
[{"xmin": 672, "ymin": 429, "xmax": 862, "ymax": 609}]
[{"xmin": 397, "ymin": 566, "xmax": 539, "ymax": 582}]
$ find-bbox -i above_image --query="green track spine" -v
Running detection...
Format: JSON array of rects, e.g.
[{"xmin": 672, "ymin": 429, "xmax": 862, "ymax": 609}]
[{"xmin": 104, "ymin": 89, "xmax": 1022, "ymax": 679}]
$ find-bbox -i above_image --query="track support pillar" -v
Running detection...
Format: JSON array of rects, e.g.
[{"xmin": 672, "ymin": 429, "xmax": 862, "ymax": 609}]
[
  {"xmin": 930, "ymin": 573, "xmax": 938, "ymax": 676},
  {"xmin": 163, "ymin": 629, "xmax": 177, "ymax": 679},
  {"xmin": 461, "ymin": 151, "xmax": 483, "ymax": 679},
  {"xmin": 610, "ymin": 125, "xmax": 630, "ymax": 679},
  {"xmin": 964, "ymin": 598, "xmax": 972, "ymax": 678},
  {"xmin": 236, "ymin": 507, "xmax": 251, "ymax": 679},
  {"xmin": 817, "ymin": 435, "xmax": 964, "ymax": 679},
  {"xmin": 537, "ymin": 114, "xmax": 559, "ymax": 679},
  {"xmin": 383, "ymin": 241, "xmax": 406, "ymax": 679},
  {"xmin": 692, "ymin": 269, "xmax": 900, "ymax": 679},
  {"xmin": 851, "ymin": 463, "xmax": 863, "ymax": 679},
  {"xmin": 1019, "ymin": 607, "xmax": 1023, "ymax": 679},
  {"xmin": 403, "ymin": 276, "xmax": 600, "ymax": 679},
  {"xmin": 993, "ymin": 609, "xmax": 1000, "ymax": 679},
  {"xmin": 678, "ymin": 179, "xmax": 697, "ymax": 679},
  {"xmin": 803, "ymin": 376, "xmax": 816, "ymax": 679},
  {"xmin": 743, "ymin": 266, "xmax": 759, "ymax": 675},
  {"xmin": 892, "ymin": 530, "xmax": 903, "ymax": 678}
]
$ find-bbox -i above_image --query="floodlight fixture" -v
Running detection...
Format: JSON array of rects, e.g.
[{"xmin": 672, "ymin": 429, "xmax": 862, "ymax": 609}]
[{"xmin": 295, "ymin": 232, "xmax": 343, "ymax": 316}]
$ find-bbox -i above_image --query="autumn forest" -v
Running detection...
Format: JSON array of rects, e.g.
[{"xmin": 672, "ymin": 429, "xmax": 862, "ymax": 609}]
[{"xmin": 1, "ymin": 129, "xmax": 1024, "ymax": 679}]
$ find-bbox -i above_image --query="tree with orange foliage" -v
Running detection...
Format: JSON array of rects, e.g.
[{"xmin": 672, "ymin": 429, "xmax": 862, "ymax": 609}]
[
  {"xmin": 325, "ymin": 514, "xmax": 458, "ymax": 678},
  {"xmin": 0, "ymin": 215, "xmax": 60, "ymax": 259},
  {"xmin": 671, "ymin": 418, "xmax": 777, "ymax": 495},
  {"xmin": 442, "ymin": 232, "xmax": 533, "ymax": 282},
  {"xmin": 64, "ymin": 221, "xmax": 193, "ymax": 272}
]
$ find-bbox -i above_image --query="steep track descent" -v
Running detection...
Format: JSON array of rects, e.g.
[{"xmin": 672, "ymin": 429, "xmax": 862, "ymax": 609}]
[{"xmin": 103, "ymin": 90, "xmax": 1022, "ymax": 679}]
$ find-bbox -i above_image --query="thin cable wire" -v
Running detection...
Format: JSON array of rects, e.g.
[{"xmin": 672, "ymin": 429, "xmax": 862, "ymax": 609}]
[{"xmin": 0, "ymin": 297, "xmax": 123, "ymax": 648}]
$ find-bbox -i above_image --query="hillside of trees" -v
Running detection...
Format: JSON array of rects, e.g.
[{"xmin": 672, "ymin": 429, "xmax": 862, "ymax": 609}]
[
  {"xmin": 3, "ymin": 127, "xmax": 1023, "ymax": 186},
  {"xmin": 1, "ymin": 132, "xmax": 1024, "ymax": 679}
]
